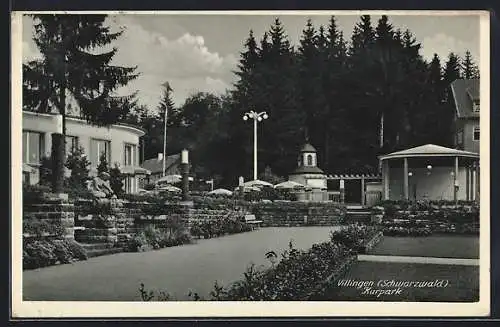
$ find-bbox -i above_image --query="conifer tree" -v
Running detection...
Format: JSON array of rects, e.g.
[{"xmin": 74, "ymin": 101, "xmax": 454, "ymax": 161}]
[
  {"xmin": 462, "ymin": 50, "xmax": 480, "ymax": 79},
  {"xmin": 23, "ymin": 15, "xmax": 139, "ymax": 135},
  {"xmin": 97, "ymin": 152, "xmax": 109, "ymax": 175}
]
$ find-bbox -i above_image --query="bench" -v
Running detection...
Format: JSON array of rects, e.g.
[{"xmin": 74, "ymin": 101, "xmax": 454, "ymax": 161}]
[{"xmin": 243, "ymin": 214, "xmax": 263, "ymax": 228}]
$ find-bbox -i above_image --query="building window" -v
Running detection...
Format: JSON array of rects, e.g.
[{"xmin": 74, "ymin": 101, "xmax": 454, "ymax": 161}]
[
  {"xmin": 23, "ymin": 131, "xmax": 45, "ymax": 164},
  {"xmin": 90, "ymin": 138, "xmax": 111, "ymax": 167},
  {"xmin": 472, "ymin": 101, "xmax": 480, "ymax": 113},
  {"xmin": 124, "ymin": 143, "xmax": 137, "ymax": 166},
  {"xmin": 124, "ymin": 176, "xmax": 134, "ymax": 193},
  {"xmin": 473, "ymin": 127, "xmax": 480, "ymax": 141},
  {"xmin": 307, "ymin": 154, "xmax": 313, "ymax": 166},
  {"xmin": 65, "ymin": 135, "xmax": 79, "ymax": 155}
]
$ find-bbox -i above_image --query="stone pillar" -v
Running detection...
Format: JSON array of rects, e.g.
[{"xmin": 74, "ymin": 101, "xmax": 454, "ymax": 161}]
[
  {"xmin": 181, "ymin": 149, "xmax": 190, "ymax": 201},
  {"xmin": 51, "ymin": 133, "xmax": 65, "ymax": 194},
  {"xmin": 403, "ymin": 158, "xmax": 409, "ymax": 201}
]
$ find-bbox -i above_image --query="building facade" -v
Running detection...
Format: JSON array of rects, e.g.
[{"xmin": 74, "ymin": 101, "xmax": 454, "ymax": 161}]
[
  {"xmin": 450, "ymin": 78, "xmax": 480, "ymax": 154},
  {"xmin": 23, "ymin": 111, "xmax": 147, "ymax": 193},
  {"xmin": 140, "ymin": 153, "xmax": 181, "ymax": 187}
]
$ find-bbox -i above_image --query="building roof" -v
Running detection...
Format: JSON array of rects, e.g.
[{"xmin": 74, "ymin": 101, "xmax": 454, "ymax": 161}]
[
  {"xmin": 23, "ymin": 111, "xmax": 147, "ymax": 136},
  {"xmin": 379, "ymin": 144, "xmax": 479, "ymax": 160},
  {"xmin": 289, "ymin": 165, "xmax": 325, "ymax": 175},
  {"xmin": 450, "ymin": 78, "xmax": 480, "ymax": 119},
  {"xmin": 300, "ymin": 143, "xmax": 317, "ymax": 153},
  {"xmin": 141, "ymin": 153, "xmax": 181, "ymax": 174}
]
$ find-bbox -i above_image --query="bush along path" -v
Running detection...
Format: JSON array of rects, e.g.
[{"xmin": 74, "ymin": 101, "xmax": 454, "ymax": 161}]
[{"xmin": 138, "ymin": 225, "xmax": 381, "ymax": 301}]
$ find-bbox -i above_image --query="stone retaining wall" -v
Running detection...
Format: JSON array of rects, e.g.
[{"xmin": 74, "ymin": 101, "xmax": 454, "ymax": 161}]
[
  {"xmin": 249, "ymin": 202, "xmax": 346, "ymax": 227},
  {"xmin": 26, "ymin": 197, "xmax": 347, "ymax": 247},
  {"xmin": 23, "ymin": 195, "xmax": 75, "ymax": 240}
]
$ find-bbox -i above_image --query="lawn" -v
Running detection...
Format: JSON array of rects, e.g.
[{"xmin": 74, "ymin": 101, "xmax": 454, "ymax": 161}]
[
  {"xmin": 23, "ymin": 226, "xmax": 339, "ymax": 301},
  {"xmin": 314, "ymin": 261, "xmax": 479, "ymax": 302},
  {"xmin": 369, "ymin": 235, "xmax": 479, "ymax": 259}
]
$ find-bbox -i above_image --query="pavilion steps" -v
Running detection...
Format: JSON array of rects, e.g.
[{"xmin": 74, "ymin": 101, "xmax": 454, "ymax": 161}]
[
  {"xmin": 345, "ymin": 205, "xmax": 373, "ymax": 224},
  {"xmin": 79, "ymin": 243, "xmax": 125, "ymax": 258}
]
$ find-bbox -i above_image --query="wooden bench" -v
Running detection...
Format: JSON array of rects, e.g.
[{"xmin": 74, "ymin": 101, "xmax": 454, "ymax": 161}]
[{"xmin": 243, "ymin": 214, "xmax": 263, "ymax": 228}]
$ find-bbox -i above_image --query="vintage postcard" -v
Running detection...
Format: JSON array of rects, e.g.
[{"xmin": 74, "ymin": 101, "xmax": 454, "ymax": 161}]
[{"xmin": 11, "ymin": 10, "xmax": 490, "ymax": 318}]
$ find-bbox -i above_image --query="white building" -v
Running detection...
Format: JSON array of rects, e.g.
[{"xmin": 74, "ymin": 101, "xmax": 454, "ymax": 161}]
[{"xmin": 22, "ymin": 111, "xmax": 148, "ymax": 193}]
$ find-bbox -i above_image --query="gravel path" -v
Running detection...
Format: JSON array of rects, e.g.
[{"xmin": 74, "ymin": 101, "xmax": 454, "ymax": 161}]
[{"xmin": 23, "ymin": 226, "xmax": 340, "ymax": 301}]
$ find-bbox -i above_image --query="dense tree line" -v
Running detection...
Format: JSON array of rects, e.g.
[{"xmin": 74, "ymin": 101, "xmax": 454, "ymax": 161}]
[
  {"xmin": 132, "ymin": 15, "xmax": 478, "ymax": 187},
  {"xmin": 24, "ymin": 15, "xmax": 480, "ymax": 189}
]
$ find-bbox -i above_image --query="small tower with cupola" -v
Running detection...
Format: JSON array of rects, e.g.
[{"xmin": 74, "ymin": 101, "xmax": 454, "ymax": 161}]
[{"xmin": 288, "ymin": 142, "xmax": 328, "ymax": 202}]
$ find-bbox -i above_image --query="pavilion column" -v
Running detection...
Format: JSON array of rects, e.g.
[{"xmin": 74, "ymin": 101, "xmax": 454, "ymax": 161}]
[
  {"xmin": 453, "ymin": 156, "xmax": 459, "ymax": 202},
  {"xmin": 361, "ymin": 175, "xmax": 365, "ymax": 206},
  {"xmin": 403, "ymin": 157, "xmax": 409, "ymax": 201},
  {"xmin": 475, "ymin": 161, "xmax": 480, "ymax": 201},
  {"xmin": 465, "ymin": 165, "xmax": 470, "ymax": 201},
  {"xmin": 383, "ymin": 160, "xmax": 390, "ymax": 200}
]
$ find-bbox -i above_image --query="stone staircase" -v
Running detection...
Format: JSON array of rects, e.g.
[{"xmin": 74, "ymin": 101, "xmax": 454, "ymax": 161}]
[
  {"xmin": 345, "ymin": 205, "xmax": 373, "ymax": 224},
  {"xmin": 80, "ymin": 243, "xmax": 124, "ymax": 258}
]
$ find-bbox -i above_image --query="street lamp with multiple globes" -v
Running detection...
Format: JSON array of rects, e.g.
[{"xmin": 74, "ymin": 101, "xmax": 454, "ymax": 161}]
[{"xmin": 243, "ymin": 110, "xmax": 269, "ymax": 181}]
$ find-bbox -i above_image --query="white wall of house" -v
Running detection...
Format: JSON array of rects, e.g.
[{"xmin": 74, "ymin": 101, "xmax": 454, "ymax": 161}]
[
  {"xmin": 388, "ymin": 166, "xmax": 469, "ymax": 201},
  {"xmin": 23, "ymin": 111, "xmax": 144, "ymax": 193}
]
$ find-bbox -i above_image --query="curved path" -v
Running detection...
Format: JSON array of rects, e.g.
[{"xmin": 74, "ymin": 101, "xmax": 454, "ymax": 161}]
[
  {"xmin": 358, "ymin": 254, "xmax": 479, "ymax": 266},
  {"xmin": 23, "ymin": 226, "xmax": 340, "ymax": 301}
]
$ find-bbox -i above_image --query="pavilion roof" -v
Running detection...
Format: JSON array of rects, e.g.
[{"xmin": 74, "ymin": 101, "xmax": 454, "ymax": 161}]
[{"xmin": 378, "ymin": 144, "xmax": 479, "ymax": 160}]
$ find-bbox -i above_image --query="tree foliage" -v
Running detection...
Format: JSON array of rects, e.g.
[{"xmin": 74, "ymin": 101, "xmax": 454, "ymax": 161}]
[
  {"xmin": 23, "ymin": 14, "xmax": 139, "ymax": 137},
  {"xmin": 111, "ymin": 15, "xmax": 480, "ymax": 188}
]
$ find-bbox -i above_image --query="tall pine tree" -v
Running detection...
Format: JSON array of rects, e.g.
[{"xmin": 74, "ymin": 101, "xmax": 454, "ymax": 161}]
[
  {"xmin": 23, "ymin": 14, "xmax": 139, "ymax": 139},
  {"xmin": 462, "ymin": 50, "xmax": 480, "ymax": 79}
]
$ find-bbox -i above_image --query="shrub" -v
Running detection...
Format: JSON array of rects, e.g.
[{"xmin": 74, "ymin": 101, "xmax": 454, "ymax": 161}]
[
  {"xmin": 125, "ymin": 233, "xmax": 148, "ymax": 252},
  {"xmin": 23, "ymin": 217, "xmax": 64, "ymax": 238},
  {"xmin": 329, "ymin": 224, "xmax": 380, "ymax": 250},
  {"xmin": 23, "ymin": 239, "xmax": 88, "ymax": 270},
  {"xmin": 109, "ymin": 163, "xmax": 125, "ymax": 197},
  {"xmin": 65, "ymin": 144, "xmax": 91, "ymax": 195}
]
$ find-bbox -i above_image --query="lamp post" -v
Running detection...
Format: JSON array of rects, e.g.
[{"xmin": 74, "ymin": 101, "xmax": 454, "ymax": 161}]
[
  {"xmin": 243, "ymin": 110, "xmax": 268, "ymax": 181},
  {"xmin": 181, "ymin": 149, "xmax": 189, "ymax": 201}
]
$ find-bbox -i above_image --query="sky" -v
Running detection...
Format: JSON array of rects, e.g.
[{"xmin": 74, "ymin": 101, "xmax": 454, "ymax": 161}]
[{"xmin": 22, "ymin": 12, "xmax": 481, "ymax": 110}]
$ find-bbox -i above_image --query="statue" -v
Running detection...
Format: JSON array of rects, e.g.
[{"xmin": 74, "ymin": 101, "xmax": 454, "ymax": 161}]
[{"xmin": 87, "ymin": 171, "xmax": 117, "ymax": 199}]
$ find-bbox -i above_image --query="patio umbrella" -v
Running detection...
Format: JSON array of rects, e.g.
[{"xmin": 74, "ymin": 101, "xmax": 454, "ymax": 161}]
[
  {"xmin": 274, "ymin": 180, "xmax": 307, "ymax": 190},
  {"xmin": 243, "ymin": 179, "xmax": 273, "ymax": 188},
  {"xmin": 208, "ymin": 188, "xmax": 233, "ymax": 196},
  {"xmin": 157, "ymin": 185, "xmax": 182, "ymax": 193},
  {"xmin": 157, "ymin": 174, "xmax": 182, "ymax": 184},
  {"xmin": 234, "ymin": 185, "xmax": 261, "ymax": 193},
  {"xmin": 157, "ymin": 175, "xmax": 193, "ymax": 184}
]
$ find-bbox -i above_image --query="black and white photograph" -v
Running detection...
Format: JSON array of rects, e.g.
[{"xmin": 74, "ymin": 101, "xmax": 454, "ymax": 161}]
[{"xmin": 11, "ymin": 10, "xmax": 490, "ymax": 317}]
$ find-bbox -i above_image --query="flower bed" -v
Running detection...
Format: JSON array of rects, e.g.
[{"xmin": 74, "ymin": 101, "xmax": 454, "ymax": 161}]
[
  {"xmin": 329, "ymin": 224, "xmax": 382, "ymax": 253},
  {"xmin": 381, "ymin": 219, "xmax": 478, "ymax": 236},
  {"xmin": 123, "ymin": 224, "xmax": 192, "ymax": 252},
  {"xmin": 23, "ymin": 238, "xmax": 88, "ymax": 270},
  {"xmin": 189, "ymin": 212, "xmax": 252, "ymax": 239},
  {"xmin": 374, "ymin": 200, "xmax": 479, "ymax": 236}
]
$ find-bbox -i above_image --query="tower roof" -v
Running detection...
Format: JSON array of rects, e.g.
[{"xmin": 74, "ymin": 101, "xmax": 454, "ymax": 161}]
[{"xmin": 300, "ymin": 143, "xmax": 317, "ymax": 153}]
